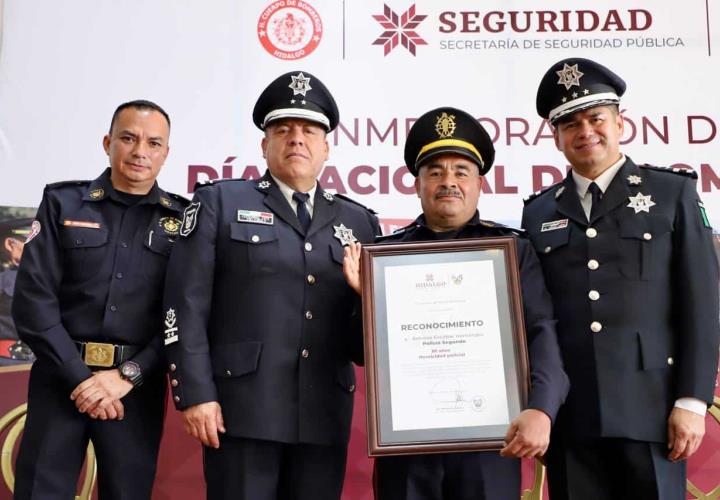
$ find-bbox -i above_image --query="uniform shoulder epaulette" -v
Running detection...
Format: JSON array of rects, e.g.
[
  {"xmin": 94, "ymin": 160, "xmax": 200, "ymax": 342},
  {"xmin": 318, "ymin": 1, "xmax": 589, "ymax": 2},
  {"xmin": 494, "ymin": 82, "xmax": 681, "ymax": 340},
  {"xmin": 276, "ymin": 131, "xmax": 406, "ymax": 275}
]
[
  {"xmin": 523, "ymin": 183, "xmax": 562, "ymax": 205},
  {"xmin": 166, "ymin": 192, "xmax": 191, "ymax": 204},
  {"xmin": 193, "ymin": 177, "xmax": 246, "ymax": 191},
  {"xmin": 639, "ymin": 164, "xmax": 698, "ymax": 179},
  {"xmin": 376, "ymin": 222, "xmax": 417, "ymax": 241},
  {"xmin": 333, "ymin": 193, "xmax": 378, "ymax": 215},
  {"xmin": 478, "ymin": 219, "xmax": 525, "ymax": 236},
  {"xmin": 45, "ymin": 180, "xmax": 91, "ymax": 190}
]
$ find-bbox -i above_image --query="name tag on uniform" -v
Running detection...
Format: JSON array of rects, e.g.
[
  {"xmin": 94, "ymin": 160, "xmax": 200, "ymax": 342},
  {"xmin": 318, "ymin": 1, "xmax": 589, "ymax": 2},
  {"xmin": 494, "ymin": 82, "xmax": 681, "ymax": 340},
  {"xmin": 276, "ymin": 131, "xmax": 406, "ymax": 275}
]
[
  {"xmin": 540, "ymin": 219, "xmax": 568, "ymax": 232},
  {"xmin": 237, "ymin": 210, "xmax": 274, "ymax": 225},
  {"xmin": 63, "ymin": 220, "xmax": 101, "ymax": 229}
]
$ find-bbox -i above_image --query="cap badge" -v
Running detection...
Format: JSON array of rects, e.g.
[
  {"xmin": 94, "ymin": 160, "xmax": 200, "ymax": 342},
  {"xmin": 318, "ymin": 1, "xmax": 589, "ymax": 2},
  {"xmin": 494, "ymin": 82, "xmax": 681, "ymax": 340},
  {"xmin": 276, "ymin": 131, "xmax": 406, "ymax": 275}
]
[
  {"xmin": 627, "ymin": 175, "xmax": 642, "ymax": 186},
  {"xmin": 556, "ymin": 63, "xmax": 584, "ymax": 90},
  {"xmin": 435, "ymin": 112, "xmax": 456, "ymax": 139},
  {"xmin": 89, "ymin": 188, "xmax": 104, "ymax": 199},
  {"xmin": 289, "ymin": 72, "xmax": 312, "ymax": 97},
  {"xmin": 333, "ymin": 223, "xmax": 357, "ymax": 246},
  {"xmin": 627, "ymin": 192, "xmax": 656, "ymax": 214}
]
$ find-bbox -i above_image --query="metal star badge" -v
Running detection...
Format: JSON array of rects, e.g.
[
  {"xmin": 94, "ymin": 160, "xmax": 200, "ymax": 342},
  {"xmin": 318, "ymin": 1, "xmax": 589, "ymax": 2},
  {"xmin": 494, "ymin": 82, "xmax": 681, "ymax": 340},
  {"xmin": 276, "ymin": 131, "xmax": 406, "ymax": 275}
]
[
  {"xmin": 323, "ymin": 191, "xmax": 334, "ymax": 202},
  {"xmin": 258, "ymin": 180, "xmax": 271, "ymax": 189},
  {"xmin": 333, "ymin": 224, "xmax": 357, "ymax": 246},
  {"xmin": 627, "ymin": 175, "xmax": 642, "ymax": 186},
  {"xmin": 289, "ymin": 73, "xmax": 312, "ymax": 97},
  {"xmin": 556, "ymin": 63, "xmax": 584, "ymax": 90},
  {"xmin": 627, "ymin": 192, "xmax": 656, "ymax": 214}
]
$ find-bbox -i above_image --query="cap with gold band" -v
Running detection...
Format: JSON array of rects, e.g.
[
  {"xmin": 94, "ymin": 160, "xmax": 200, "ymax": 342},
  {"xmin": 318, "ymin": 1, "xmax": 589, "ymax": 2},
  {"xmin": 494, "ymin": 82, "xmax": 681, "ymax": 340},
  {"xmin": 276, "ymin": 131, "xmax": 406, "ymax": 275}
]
[
  {"xmin": 404, "ymin": 107, "xmax": 495, "ymax": 176},
  {"xmin": 0, "ymin": 218, "xmax": 33, "ymax": 241},
  {"xmin": 536, "ymin": 57, "xmax": 626, "ymax": 125},
  {"xmin": 252, "ymin": 71, "xmax": 339, "ymax": 132}
]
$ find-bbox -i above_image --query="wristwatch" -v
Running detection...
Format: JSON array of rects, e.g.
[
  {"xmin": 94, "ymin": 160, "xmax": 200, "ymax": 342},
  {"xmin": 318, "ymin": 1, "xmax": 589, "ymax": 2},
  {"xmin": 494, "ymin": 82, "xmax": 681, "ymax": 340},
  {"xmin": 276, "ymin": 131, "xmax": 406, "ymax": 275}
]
[{"xmin": 118, "ymin": 360, "xmax": 144, "ymax": 387}]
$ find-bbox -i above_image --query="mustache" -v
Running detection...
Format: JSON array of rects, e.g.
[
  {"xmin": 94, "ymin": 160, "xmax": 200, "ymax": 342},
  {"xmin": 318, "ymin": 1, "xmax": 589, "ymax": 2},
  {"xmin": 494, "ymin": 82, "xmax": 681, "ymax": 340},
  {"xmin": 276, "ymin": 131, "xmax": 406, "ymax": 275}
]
[{"xmin": 434, "ymin": 188, "xmax": 462, "ymax": 199}]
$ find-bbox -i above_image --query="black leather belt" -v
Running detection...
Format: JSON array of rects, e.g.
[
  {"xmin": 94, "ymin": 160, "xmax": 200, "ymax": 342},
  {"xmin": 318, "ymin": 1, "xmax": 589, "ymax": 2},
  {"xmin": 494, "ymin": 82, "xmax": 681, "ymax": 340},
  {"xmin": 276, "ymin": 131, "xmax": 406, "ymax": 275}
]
[{"xmin": 74, "ymin": 341, "xmax": 139, "ymax": 368}]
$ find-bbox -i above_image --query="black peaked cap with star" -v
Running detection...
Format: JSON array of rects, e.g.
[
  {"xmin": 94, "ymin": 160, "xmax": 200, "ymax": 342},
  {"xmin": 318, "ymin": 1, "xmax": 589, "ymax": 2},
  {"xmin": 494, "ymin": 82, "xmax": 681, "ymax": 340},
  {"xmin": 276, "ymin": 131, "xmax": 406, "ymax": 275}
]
[
  {"xmin": 537, "ymin": 58, "xmax": 626, "ymax": 125},
  {"xmin": 0, "ymin": 218, "xmax": 33, "ymax": 240},
  {"xmin": 253, "ymin": 71, "xmax": 339, "ymax": 132},
  {"xmin": 404, "ymin": 107, "xmax": 495, "ymax": 177}
]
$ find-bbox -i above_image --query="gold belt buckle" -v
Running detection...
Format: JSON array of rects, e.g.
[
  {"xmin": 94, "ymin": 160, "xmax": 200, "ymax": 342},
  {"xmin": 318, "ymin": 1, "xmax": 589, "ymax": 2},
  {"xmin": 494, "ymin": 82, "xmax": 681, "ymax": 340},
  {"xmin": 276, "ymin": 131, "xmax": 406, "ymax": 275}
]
[{"xmin": 84, "ymin": 342, "xmax": 115, "ymax": 367}]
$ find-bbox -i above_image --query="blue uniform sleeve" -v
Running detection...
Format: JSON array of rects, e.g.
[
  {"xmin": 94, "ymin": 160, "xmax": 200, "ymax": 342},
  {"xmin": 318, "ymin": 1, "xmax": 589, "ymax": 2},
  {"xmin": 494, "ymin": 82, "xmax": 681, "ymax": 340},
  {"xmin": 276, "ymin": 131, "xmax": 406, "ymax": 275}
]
[
  {"xmin": 517, "ymin": 237, "xmax": 569, "ymax": 422},
  {"xmin": 673, "ymin": 177, "xmax": 720, "ymax": 404},
  {"xmin": 162, "ymin": 187, "xmax": 219, "ymax": 409},
  {"xmin": 12, "ymin": 190, "xmax": 92, "ymax": 389}
]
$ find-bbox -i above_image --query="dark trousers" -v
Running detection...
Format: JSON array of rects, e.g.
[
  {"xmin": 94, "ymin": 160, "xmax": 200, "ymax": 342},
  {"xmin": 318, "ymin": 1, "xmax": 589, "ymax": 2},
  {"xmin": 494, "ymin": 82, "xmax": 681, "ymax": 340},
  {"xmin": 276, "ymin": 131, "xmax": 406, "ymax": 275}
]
[
  {"xmin": 203, "ymin": 435, "xmax": 349, "ymax": 500},
  {"xmin": 13, "ymin": 361, "xmax": 166, "ymax": 500},
  {"xmin": 546, "ymin": 438, "xmax": 686, "ymax": 500},
  {"xmin": 374, "ymin": 452, "xmax": 520, "ymax": 500}
]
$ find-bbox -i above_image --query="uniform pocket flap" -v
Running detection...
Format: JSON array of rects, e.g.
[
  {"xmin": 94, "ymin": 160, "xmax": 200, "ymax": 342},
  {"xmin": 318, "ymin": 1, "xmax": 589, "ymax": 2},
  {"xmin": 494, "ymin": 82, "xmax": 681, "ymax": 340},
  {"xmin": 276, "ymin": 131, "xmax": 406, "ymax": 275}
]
[
  {"xmin": 637, "ymin": 330, "xmax": 674, "ymax": 370},
  {"xmin": 230, "ymin": 223, "xmax": 278, "ymax": 244},
  {"xmin": 330, "ymin": 243, "xmax": 345, "ymax": 265},
  {"xmin": 620, "ymin": 215, "xmax": 672, "ymax": 240},
  {"xmin": 145, "ymin": 233, "xmax": 173, "ymax": 256},
  {"xmin": 60, "ymin": 226, "xmax": 109, "ymax": 248},
  {"xmin": 337, "ymin": 363, "xmax": 356, "ymax": 392},
  {"xmin": 211, "ymin": 341, "xmax": 263, "ymax": 378},
  {"xmin": 531, "ymin": 227, "xmax": 570, "ymax": 254}
]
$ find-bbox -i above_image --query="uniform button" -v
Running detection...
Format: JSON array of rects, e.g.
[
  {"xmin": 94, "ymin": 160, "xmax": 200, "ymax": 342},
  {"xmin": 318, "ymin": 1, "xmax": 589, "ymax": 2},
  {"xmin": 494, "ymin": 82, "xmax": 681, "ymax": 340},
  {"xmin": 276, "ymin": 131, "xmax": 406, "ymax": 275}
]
[
  {"xmin": 120, "ymin": 241, "xmax": 128, "ymax": 248},
  {"xmin": 305, "ymin": 310, "xmax": 313, "ymax": 320},
  {"xmin": 587, "ymin": 259, "xmax": 599, "ymax": 270},
  {"xmin": 544, "ymin": 246, "xmax": 552, "ymax": 254},
  {"xmin": 305, "ymin": 242, "xmax": 313, "ymax": 252},
  {"xmin": 109, "ymin": 305, "xmax": 117, "ymax": 312},
  {"xmin": 173, "ymin": 395, "xmax": 180, "ymax": 403},
  {"xmin": 171, "ymin": 379, "xmax": 179, "ymax": 387},
  {"xmin": 586, "ymin": 228, "xmax": 598, "ymax": 238},
  {"xmin": 301, "ymin": 349, "xmax": 310, "ymax": 358},
  {"xmin": 588, "ymin": 290, "xmax": 600, "ymax": 301},
  {"xmin": 643, "ymin": 233, "xmax": 652, "ymax": 240},
  {"xmin": 225, "ymin": 370, "xmax": 232, "ymax": 376},
  {"xmin": 307, "ymin": 274, "xmax": 316, "ymax": 284},
  {"xmin": 169, "ymin": 363, "xmax": 177, "ymax": 372},
  {"xmin": 667, "ymin": 357, "xmax": 674, "ymax": 366},
  {"xmin": 251, "ymin": 235, "xmax": 260, "ymax": 243},
  {"xmin": 590, "ymin": 321, "xmax": 603, "ymax": 333},
  {"xmin": 115, "ymin": 272, "xmax": 123, "ymax": 279},
  {"xmin": 348, "ymin": 384, "xmax": 356, "ymax": 393}
]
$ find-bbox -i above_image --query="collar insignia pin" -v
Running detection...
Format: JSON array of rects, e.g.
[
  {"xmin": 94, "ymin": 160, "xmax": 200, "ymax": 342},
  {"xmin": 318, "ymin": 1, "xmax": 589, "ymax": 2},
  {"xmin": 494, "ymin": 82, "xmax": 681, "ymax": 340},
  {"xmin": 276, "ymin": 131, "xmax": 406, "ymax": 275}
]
[{"xmin": 627, "ymin": 175, "xmax": 642, "ymax": 186}]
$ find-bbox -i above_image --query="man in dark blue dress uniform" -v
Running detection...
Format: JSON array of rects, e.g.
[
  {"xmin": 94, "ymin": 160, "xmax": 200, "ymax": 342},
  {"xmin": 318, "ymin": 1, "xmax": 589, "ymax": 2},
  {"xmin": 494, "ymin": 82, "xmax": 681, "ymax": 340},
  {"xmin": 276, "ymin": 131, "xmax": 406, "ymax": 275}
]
[
  {"xmin": 12, "ymin": 100, "xmax": 188, "ymax": 499},
  {"xmin": 522, "ymin": 58, "xmax": 720, "ymax": 499},
  {"xmin": 162, "ymin": 71, "xmax": 381, "ymax": 500},
  {"xmin": 343, "ymin": 107, "xmax": 569, "ymax": 499}
]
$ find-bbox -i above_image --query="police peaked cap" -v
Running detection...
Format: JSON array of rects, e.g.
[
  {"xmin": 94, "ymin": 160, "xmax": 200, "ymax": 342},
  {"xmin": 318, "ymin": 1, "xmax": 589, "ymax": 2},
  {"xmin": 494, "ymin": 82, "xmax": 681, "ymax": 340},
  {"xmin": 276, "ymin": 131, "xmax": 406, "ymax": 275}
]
[
  {"xmin": 0, "ymin": 218, "xmax": 33, "ymax": 240},
  {"xmin": 537, "ymin": 57, "xmax": 626, "ymax": 125},
  {"xmin": 253, "ymin": 71, "xmax": 339, "ymax": 132},
  {"xmin": 404, "ymin": 107, "xmax": 495, "ymax": 176}
]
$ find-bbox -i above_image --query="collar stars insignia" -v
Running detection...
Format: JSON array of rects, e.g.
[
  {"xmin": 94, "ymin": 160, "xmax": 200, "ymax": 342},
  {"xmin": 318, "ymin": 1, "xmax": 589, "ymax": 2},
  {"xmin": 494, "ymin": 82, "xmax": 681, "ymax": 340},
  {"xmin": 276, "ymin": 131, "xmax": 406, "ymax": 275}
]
[
  {"xmin": 555, "ymin": 186, "xmax": 565, "ymax": 199},
  {"xmin": 289, "ymin": 72, "xmax": 312, "ymax": 97},
  {"xmin": 323, "ymin": 191, "xmax": 334, "ymax": 202},
  {"xmin": 89, "ymin": 188, "xmax": 104, "ymax": 199},
  {"xmin": 627, "ymin": 175, "xmax": 642, "ymax": 186},
  {"xmin": 258, "ymin": 180, "xmax": 271, "ymax": 190},
  {"xmin": 333, "ymin": 223, "xmax": 357, "ymax": 246},
  {"xmin": 556, "ymin": 63, "xmax": 584, "ymax": 90},
  {"xmin": 160, "ymin": 197, "xmax": 172, "ymax": 208},
  {"xmin": 435, "ymin": 112, "xmax": 457, "ymax": 138},
  {"xmin": 159, "ymin": 217, "xmax": 181, "ymax": 235},
  {"xmin": 627, "ymin": 192, "xmax": 656, "ymax": 214}
]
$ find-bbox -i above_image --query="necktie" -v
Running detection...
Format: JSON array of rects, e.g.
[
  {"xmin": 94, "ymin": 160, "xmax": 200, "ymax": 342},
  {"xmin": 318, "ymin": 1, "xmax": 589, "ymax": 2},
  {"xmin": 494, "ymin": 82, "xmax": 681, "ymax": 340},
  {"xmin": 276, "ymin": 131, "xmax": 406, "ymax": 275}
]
[
  {"xmin": 588, "ymin": 182, "xmax": 603, "ymax": 221},
  {"xmin": 293, "ymin": 192, "xmax": 311, "ymax": 233}
]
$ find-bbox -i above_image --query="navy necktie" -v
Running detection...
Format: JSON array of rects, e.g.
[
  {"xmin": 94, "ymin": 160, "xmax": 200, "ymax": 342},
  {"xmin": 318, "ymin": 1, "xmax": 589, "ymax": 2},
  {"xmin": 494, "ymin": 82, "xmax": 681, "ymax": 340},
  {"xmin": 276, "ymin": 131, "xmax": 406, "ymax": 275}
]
[
  {"xmin": 293, "ymin": 192, "xmax": 311, "ymax": 233},
  {"xmin": 588, "ymin": 182, "xmax": 603, "ymax": 220}
]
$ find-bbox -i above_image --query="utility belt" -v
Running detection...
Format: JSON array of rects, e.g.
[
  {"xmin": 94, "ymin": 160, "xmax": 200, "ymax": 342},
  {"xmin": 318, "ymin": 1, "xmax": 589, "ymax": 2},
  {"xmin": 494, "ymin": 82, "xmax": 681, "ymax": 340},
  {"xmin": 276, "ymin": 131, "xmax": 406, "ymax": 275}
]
[{"xmin": 74, "ymin": 341, "xmax": 139, "ymax": 368}]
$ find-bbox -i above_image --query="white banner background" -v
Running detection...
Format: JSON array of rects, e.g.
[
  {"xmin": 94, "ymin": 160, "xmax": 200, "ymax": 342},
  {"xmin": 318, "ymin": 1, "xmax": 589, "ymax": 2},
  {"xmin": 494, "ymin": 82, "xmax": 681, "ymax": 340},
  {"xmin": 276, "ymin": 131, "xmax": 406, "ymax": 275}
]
[{"xmin": 1, "ymin": 0, "xmax": 718, "ymax": 231}]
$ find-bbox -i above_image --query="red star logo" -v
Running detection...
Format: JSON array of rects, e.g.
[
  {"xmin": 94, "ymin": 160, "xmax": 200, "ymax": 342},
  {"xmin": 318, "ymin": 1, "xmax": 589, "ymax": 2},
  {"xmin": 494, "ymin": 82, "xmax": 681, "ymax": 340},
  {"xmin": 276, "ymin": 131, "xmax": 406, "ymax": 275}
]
[{"xmin": 372, "ymin": 4, "xmax": 427, "ymax": 56}]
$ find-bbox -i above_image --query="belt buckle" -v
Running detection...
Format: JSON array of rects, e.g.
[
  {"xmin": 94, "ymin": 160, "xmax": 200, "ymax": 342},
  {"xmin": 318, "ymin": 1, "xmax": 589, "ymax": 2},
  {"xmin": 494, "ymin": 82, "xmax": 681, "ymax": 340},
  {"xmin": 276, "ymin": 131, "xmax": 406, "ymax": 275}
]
[{"xmin": 84, "ymin": 342, "xmax": 115, "ymax": 367}]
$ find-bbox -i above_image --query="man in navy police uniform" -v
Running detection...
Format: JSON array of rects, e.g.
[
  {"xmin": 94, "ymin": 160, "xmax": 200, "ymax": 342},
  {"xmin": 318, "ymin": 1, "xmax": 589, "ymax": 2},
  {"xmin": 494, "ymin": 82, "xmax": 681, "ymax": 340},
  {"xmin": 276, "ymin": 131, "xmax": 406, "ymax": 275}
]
[
  {"xmin": 162, "ymin": 71, "xmax": 381, "ymax": 500},
  {"xmin": 12, "ymin": 100, "xmax": 188, "ymax": 499},
  {"xmin": 343, "ymin": 107, "xmax": 569, "ymax": 499},
  {"xmin": 522, "ymin": 58, "xmax": 720, "ymax": 499}
]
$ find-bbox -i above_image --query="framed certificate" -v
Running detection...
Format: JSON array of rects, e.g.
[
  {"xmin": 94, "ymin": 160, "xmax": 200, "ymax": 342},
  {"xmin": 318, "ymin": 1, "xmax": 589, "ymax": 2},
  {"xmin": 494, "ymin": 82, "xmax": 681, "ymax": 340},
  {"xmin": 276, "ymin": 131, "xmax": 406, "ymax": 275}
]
[{"xmin": 361, "ymin": 237, "xmax": 529, "ymax": 456}]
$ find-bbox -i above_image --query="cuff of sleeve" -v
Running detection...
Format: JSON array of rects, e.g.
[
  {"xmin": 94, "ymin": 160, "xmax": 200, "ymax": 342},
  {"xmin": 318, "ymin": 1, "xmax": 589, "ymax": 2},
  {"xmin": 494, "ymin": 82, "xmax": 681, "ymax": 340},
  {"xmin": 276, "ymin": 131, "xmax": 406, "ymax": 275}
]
[
  {"xmin": 674, "ymin": 397, "xmax": 707, "ymax": 417},
  {"xmin": 61, "ymin": 357, "xmax": 93, "ymax": 390}
]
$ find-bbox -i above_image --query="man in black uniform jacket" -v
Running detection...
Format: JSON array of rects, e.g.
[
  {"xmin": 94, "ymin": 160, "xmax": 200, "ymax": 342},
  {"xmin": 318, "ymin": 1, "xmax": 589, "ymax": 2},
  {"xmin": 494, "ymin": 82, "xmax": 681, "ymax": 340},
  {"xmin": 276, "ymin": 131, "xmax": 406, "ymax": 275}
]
[
  {"xmin": 522, "ymin": 58, "xmax": 720, "ymax": 499},
  {"xmin": 12, "ymin": 100, "xmax": 188, "ymax": 499},
  {"xmin": 162, "ymin": 71, "xmax": 380, "ymax": 500},
  {"xmin": 343, "ymin": 106, "xmax": 569, "ymax": 499}
]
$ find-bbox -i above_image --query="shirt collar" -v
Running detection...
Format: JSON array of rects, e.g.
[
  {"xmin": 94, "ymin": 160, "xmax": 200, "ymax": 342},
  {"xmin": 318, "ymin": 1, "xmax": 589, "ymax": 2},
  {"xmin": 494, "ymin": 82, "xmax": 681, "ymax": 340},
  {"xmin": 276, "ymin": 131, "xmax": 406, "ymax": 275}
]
[
  {"xmin": 573, "ymin": 154, "xmax": 626, "ymax": 198},
  {"xmin": 270, "ymin": 173, "xmax": 317, "ymax": 209}
]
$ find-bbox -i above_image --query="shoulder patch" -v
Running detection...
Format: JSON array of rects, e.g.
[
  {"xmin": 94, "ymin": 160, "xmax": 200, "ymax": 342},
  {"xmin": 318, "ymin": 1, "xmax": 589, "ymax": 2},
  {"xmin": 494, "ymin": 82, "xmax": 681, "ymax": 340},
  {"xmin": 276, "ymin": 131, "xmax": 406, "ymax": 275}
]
[
  {"xmin": 639, "ymin": 164, "xmax": 698, "ymax": 179},
  {"xmin": 333, "ymin": 193, "xmax": 378, "ymax": 215},
  {"xmin": 523, "ymin": 183, "xmax": 561, "ymax": 205},
  {"xmin": 193, "ymin": 178, "xmax": 246, "ymax": 192},
  {"xmin": 45, "ymin": 180, "xmax": 91, "ymax": 191}
]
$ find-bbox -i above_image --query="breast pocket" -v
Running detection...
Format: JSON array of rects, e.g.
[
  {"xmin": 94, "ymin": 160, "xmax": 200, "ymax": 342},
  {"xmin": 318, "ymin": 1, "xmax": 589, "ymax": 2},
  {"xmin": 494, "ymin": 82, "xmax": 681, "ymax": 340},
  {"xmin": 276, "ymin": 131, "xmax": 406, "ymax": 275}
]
[
  {"xmin": 60, "ymin": 226, "xmax": 109, "ymax": 280},
  {"xmin": 142, "ymin": 229, "xmax": 174, "ymax": 280},
  {"xmin": 531, "ymin": 227, "xmax": 570, "ymax": 259},
  {"xmin": 229, "ymin": 223, "xmax": 280, "ymax": 275},
  {"xmin": 618, "ymin": 215, "xmax": 672, "ymax": 281}
]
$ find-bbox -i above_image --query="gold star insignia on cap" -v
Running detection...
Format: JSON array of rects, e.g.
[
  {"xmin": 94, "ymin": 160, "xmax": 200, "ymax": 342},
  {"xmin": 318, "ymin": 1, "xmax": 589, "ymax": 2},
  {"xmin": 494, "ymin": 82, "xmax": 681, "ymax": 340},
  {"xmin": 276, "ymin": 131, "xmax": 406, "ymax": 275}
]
[
  {"xmin": 556, "ymin": 63, "xmax": 584, "ymax": 90},
  {"xmin": 89, "ymin": 188, "xmax": 104, "ymax": 199},
  {"xmin": 289, "ymin": 73, "xmax": 312, "ymax": 97},
  {"xmin": 435, "ymin": 112, "xmax": 457, "ymax": 139}
]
